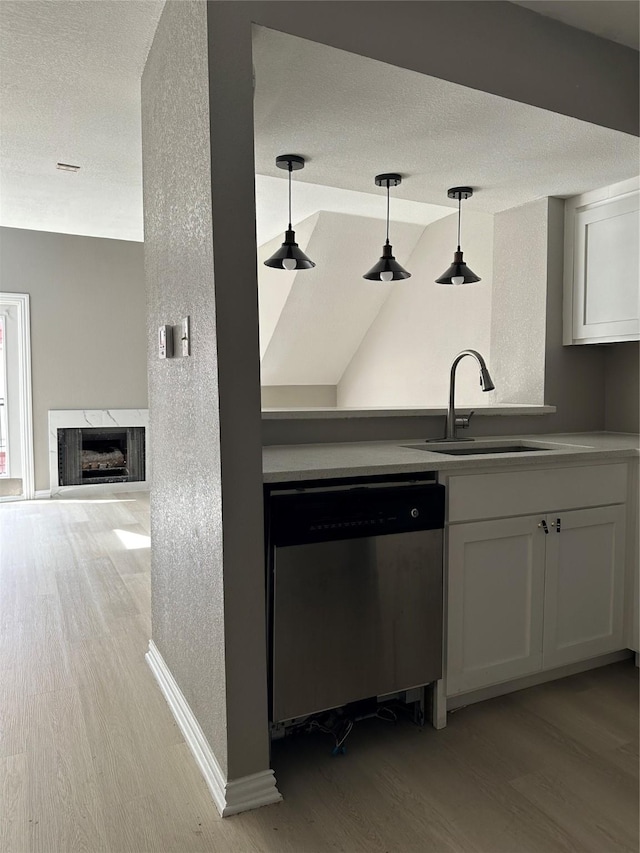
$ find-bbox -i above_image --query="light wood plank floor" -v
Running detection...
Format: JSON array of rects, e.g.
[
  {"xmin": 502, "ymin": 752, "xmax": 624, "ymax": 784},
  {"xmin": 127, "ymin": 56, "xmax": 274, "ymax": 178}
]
[{"xmin": 1, "ymin": 491, "xmax": 638, "ymax": 853}]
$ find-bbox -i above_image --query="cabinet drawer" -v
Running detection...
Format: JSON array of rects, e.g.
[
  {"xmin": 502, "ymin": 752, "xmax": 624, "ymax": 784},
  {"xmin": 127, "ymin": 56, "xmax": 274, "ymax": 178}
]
[{"xmin": 448, "ymin": 463, "xmax": 627, "ymax": 523}]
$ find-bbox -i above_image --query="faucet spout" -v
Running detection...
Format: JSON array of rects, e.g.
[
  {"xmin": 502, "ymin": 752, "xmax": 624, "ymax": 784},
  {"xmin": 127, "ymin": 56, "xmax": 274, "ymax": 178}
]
[{"xmin": 444, "ymin": 349, "xmax": 495, "ymax": 440}]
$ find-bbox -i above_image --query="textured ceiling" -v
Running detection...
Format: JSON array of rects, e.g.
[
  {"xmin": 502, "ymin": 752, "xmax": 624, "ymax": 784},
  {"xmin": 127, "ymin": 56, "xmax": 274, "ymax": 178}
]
[
  {"xmin": 0, "ymin": 0, "xmax": 164, "ymax": 240},
  {"xmin": 252, "ymin": 26, "xmax": 639, "ymax": 216},
  {"xmin": 1, "ymin": 1, "xmax": 637, "ymax": 241},
  {"xmin": 511, "ymin": 1, "xmax": 639, "ymax": 51}
]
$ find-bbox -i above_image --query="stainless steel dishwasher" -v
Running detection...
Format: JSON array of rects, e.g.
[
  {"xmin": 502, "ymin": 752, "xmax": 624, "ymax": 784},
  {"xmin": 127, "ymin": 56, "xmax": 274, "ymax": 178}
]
[{"xmin": 267, "ymin": 476, "xmax": 445, "ymax": 725}]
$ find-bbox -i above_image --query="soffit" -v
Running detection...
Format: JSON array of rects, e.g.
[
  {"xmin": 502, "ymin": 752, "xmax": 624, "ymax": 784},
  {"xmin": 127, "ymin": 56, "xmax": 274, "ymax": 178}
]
[
  {"xmin": 252, "ymin": 27, "xmax": 639, "ymax": 216},
  {"xmin": 511, "ymin": 1, "xmax": 639, "ymax": 51}
]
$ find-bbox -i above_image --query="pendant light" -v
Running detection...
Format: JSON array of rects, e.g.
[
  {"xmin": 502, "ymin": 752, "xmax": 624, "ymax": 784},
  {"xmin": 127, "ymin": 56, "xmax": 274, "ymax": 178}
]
[
  {"xmin": 436, "ymin": 187, "xmax": 481, "ymax": 285},
  {"xmin": 363, "ymin": 173, "xmax": 411, "ymax": 281},
  {"xmin": 264, "ymin": 154, "xmax": 315, "ymax": 271}
]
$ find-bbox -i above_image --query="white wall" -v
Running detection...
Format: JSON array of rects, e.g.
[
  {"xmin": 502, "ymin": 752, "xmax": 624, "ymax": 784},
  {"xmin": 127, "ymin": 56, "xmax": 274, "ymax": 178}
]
[
  {"xmin": 260, "ymin": 211, "xmax": 425, "ymax": 386},
  {"xmin": 257, "ymin": 213, "xmax": 318, "ymax": 359},
  {"xmin": 0, "ymin": 226, "xmax": 147, "ymax": 492},
  {"xmin": 490, "ymin": 198, "xmax": 548, "ymax": 404},
  {"xmin": 337, "ymin": 211, "xmax": 494, "ymax": 407}
]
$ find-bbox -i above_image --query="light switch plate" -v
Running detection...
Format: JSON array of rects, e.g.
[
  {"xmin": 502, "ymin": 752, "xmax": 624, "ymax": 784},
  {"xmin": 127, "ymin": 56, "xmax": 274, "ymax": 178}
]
[
  {"xmin": 158, "ymin": 324, "xmax": 173, "ymax": 359},
  {"xmin": 180, "ymin": 316, "xmax": 190, "ymax": 357}
]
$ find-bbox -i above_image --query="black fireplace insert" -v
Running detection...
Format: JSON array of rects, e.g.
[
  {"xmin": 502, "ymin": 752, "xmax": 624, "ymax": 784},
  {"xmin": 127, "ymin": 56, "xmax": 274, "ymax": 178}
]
[{"xmin": 57, "ymin": 427, "xmax": 145, "ymax": 486}]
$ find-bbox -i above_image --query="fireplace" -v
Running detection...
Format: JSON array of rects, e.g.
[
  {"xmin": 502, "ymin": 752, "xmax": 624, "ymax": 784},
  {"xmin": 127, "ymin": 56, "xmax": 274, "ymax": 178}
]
[
  {"xmin": 57, "ymin": 427, "xmax": 145, "ymax": 486},
  {"xmin": 48, "ymin": 410, "xmax": 149, "ymax": 496}
]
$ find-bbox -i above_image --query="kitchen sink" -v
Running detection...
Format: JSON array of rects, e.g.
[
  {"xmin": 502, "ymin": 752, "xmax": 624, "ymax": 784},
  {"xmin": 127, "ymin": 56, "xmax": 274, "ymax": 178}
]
[
  {"xmin": 401, "ymin": 440, "xmax": 581, "ymax": 456},
  {"xmin": 422, "ymin": 444, "xmax": 548, "ymax": 456}
]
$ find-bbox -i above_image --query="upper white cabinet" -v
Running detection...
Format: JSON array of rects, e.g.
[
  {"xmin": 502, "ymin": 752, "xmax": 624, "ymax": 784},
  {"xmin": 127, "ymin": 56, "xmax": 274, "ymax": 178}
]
[{"xmin": 564, "ymin": 178, "xmax": 640, "ymax": 345}]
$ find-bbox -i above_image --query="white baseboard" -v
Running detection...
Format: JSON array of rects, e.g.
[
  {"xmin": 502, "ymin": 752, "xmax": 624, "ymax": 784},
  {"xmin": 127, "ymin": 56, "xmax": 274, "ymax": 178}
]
[
  {"xmin": 34, "ymin": 489, "xmax": 51, "ymax": 499},
  {"xmin": 145, "ymin": 640, "xmax": 282, "ymax": 817}
]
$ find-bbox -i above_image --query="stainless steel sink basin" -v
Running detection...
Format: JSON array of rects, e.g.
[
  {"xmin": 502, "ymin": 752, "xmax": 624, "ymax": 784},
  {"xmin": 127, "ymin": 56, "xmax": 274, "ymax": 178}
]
[
  {"xmin": 402, "ymin": 440, "xmax": 581, "ymax": 456},
  {"xmin": 421, "ymin": 444, "xmax": 548, "ymax": 456}
]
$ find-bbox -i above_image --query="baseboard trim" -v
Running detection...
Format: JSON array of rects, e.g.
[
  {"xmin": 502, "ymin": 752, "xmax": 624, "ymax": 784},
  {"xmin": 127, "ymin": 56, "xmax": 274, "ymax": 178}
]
[
  {"xmin": 34, "ymin": 489, "xmax": 51, "ymax": 499},
  {"xmin": 447, "ymin": 649, "xmax": 632, "ymax": 710},
  {"xmin": 145, "ymin": 640, "xmax": 282, "ymax": 817}
]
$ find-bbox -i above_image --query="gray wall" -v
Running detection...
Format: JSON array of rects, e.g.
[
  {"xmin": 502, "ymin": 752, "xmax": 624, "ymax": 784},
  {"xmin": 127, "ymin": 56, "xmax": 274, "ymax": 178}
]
[
  {"xmin": 0, "ymin": 226, "xmax": 147, "ymax": 491},
  {"xmin": 143, "ymin": 0, "xmax": 269, "ymax": 782},
  {"xmin": 605, "ymin": 342, "xmax": 640, "ymax": 433},
  {"xmin": 203, "ymin": 0, "xmax": 636, "ymax": 449},
  {"xmin": 144, "ymin": 0, "xmax": 638, "ymax": 791},
  {"xmin": 240, "ymin": 0, "xmax": 638, "ymax": 136},
  {"xmin": 262, "ymin": 385, "xmax": 337, "ymax": 407}
]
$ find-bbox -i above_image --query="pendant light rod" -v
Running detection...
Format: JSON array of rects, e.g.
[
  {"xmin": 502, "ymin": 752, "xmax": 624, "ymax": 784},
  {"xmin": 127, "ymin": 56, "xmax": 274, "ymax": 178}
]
[
  {"xmin": 375, "ymin": 173, "xmax": 401, "ymax": 246},
  {"xmin": 276, "ymin": 155, "xmax": 305, "ymax": 231},
  {"xmin": 288, "ymin": 162, "xmax": 292, "ymax": 229},
  {"xmin": 386, "ymin": 182, "xmax": 390, "ymax": 245},
  {"xmin": 447, "ymin": 186, "xmax": 473, "ymax": 252},
  {"xmin": 457, "ymin": 193, "xmax": 461, "ymax": 249}
]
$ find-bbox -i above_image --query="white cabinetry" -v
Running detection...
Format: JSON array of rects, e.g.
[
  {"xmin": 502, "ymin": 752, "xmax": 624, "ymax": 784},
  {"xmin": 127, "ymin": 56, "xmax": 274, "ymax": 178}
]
[
  {"xmin": 445, "ymin": 464, "xmax": 628, "ymax": 697},
  {"xmin": 447, "ymin": 515, "xmax": 545, "ymax": 695},
  {"xmin": 542, "ymin": 505, "xmax": 626, "ymax": 669},
  {"xmin": 564, "ymin": 178, "xmax": 639, "ymax": 345}
]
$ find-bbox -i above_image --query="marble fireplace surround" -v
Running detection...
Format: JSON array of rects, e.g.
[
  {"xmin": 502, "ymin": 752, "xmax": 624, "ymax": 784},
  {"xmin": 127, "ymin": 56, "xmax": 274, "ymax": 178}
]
[{"xmin": 48, "ymin": 409, "xmax": 149, "ymax": 496}]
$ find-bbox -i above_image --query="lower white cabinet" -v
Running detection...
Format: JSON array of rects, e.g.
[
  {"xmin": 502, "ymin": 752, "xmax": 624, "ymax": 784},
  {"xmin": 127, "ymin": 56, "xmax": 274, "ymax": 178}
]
[
  {"xmin": 447, "ymin": 505, "xmax": 626, "ymax": 696},
  {"xmin": 543, "ymin": 505, "xmax": 626, "ymax": 669},
  {"xmin": 447, "ymin": 515, "xmax": 546, "ymax": 695}
]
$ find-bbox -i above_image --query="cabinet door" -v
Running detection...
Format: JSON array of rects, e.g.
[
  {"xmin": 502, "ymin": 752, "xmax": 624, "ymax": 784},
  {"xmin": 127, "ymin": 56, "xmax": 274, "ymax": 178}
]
[
  {"xmin": 570, "ymin": 191, "xmax": 639, "ymax": 343},
  {"xmin": 543, "ymin": 506, "xmax": 626, "ymax": 669},
  {"xmin": 447, "ymin": 516, "xmax": 546, "ymax": 696}
]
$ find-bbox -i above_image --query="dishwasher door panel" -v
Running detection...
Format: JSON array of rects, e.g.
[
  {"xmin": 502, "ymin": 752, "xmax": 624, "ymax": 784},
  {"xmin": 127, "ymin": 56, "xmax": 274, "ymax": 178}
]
[{"xmin": 272, "ymin": 529, "xmax": 443, "ymax": 723}]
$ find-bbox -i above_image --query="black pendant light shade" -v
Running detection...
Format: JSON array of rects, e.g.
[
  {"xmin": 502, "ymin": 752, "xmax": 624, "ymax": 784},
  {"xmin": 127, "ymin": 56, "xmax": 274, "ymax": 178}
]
[
  {"xmin": 263, "ymin": 228, "xmax": 315, "ymax": 270},
  {"xmin": 363, "ymin": 173, "xmax": 411, "ymax": 281},
  {"xmin": 264, "ymin": 155, "xmax": 315, "ymax": 271},
  {"xmin": 436, "ymin": 187, "xmax": 481, "ymax": 285}
]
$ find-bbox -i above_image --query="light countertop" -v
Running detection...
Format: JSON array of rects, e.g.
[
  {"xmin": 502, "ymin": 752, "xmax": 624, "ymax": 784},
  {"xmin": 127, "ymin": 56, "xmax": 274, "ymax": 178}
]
[
  {"xmin": 262, "ymin": 404, "xmax": 556, "ymax": 420},
  {"xmin": 263, "ymin": 432, "xmax": 639, "ymax": 483}
]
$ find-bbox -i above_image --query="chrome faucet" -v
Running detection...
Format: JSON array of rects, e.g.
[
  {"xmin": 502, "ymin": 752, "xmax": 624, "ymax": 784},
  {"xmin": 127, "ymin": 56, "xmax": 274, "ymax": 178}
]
[{"xmin": 439, "ymin": 349, "xmax": 495, "ymax": 441}]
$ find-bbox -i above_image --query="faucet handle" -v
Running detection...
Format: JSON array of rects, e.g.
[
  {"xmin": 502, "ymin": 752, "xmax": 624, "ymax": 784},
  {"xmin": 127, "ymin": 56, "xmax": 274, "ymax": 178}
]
[{"xmin": 454, "ymin": 410, "xmax": 475, "ymax": 430}]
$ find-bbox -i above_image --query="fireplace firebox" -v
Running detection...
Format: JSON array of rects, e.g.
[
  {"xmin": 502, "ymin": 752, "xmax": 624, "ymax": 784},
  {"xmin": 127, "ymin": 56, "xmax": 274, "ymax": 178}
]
[{"xmin": 57, "ymin": 427, "xmax": 145, "ymax": 486}]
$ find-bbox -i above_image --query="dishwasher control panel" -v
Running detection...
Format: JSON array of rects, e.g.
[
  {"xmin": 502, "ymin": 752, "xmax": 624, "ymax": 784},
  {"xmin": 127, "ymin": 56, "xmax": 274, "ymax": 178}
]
[{"xmin": 269, "ymin": 483, "xmax": 445, "ymax": 547}]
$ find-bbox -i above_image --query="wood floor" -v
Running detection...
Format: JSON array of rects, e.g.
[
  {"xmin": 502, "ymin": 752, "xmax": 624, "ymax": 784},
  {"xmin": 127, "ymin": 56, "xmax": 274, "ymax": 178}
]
[{"xmin": 1, "ymin": 492, "xmax": 638, "ymax": 853}]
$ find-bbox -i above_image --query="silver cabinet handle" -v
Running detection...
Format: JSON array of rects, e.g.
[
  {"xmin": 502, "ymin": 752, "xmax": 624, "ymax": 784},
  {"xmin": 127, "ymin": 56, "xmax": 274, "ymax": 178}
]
[{"xmin": 538, "ymin": 520, "xmax": 549, "ymax": 534}]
